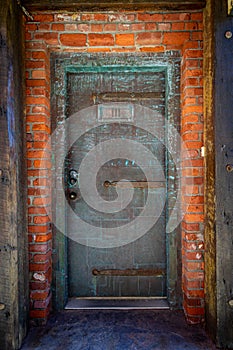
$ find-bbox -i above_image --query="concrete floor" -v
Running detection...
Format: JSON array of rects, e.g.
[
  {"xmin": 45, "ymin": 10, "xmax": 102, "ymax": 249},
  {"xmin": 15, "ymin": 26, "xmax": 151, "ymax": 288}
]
[{"xmin": 21, "ymin": 310, "xmax": 218, "ymax": 350}]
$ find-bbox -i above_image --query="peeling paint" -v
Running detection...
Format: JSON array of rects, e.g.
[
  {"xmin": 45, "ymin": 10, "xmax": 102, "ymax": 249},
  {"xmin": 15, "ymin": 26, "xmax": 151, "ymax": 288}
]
[
  {"xmin": 196, "ymin": 253, "xmax": 202, "ymax": 260},
  {"xmin": 33, "ymin": 272, "xmax": 46, "ymax": 282}
]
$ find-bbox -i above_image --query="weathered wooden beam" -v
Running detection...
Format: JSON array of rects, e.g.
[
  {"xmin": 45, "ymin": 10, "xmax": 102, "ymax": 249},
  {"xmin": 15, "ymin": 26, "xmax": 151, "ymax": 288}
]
[
  {"xmin": 204, "ymin": 0, "xmax": 233, "ymax": 347},
  {"xmin": 0, "ymin": 1, "xmax": 28, "ymax": 349},
  {"xmin": 203, "ymin": 0, "xmax": 217, "ymax": 341},
  {"xmin": 22, "ymin": 0, "xmax": 206, "ymax": 11},
  {"xmin": 214, "ymin": 0, "xmax": 233, "ymax": 344}
]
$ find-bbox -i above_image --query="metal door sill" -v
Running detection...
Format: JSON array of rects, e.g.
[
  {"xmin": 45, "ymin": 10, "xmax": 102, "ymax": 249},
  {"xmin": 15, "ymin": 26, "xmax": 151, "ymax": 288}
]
[{"xmin": 65, "ymin": 297, "xmax": 169, "ymax": 310}]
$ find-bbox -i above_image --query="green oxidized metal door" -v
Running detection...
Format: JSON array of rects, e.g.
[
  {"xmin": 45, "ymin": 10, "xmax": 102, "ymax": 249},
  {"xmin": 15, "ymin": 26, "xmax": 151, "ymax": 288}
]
[{"xmin": 65, "ymin": 67, "xmax": 167, "ymax": 298}]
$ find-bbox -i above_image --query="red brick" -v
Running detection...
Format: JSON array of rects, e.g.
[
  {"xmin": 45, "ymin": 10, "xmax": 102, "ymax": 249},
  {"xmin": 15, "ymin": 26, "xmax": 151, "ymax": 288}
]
[
  {"xmin": 131, "ymin": 23, "xmax": 145, "ymax": 31},
  {"xmin": 94, "ymin": 13, "xmax": 108, "ymax": 21},
  {"xmin": 157, "ymin": 23, "xmax": 171, "ymax": 31},
  {"xmin": 60, "ymin": 34, "xmax": 87, "ymax": 46},
  {"xmin": 184, "ymin": 214, "xmax": 204, "ymax": 223},
  {"xmin": 91, "ymin": 24, "xmax": 103, "ymax": 32},
  {"xmin": 191, "ymin": 13, "xmax": 203, "ymax": 21},
  {"xmin": 28, "ymin": 188, "xmax": 48, "ymax": 196},
  {"xmin": 29, "ymin": 309, "xmax": 48, "ymax": 319},
  {"xmin": 31, "ymin": 70, "xmax": 47, "ymax": 79},
  {"xmin": 27, "ymin": 79, "xmax": 48, "ymax": 87},
  {"xmin": 32, "ymin": 124, "xmax": 50, "ymax": 133},
  {"xmin": 64, "ymin": 23, "xmax": 78, "ymax": 31},
  {"xmin": 33, "ymin": 178, "xmax": 50, "ymax": 186},
  {"xmin": 192, "ymin": 31, "xmax": 203, "ymax": 41},
  {"xmin": 29, "ymin": 233, "xmax": 52, "ymax": 243},
  {"xmin": 88, "ymin": 34, "xmax": 114, "ymax": 46},
  {"xmin": 34, "ymin": 32, "xmax": 59, "ymax": 45},
  {"xmin": 26, "ymin": 24, "xmax": 38, "ymax": 31},
  {"xmin": 145, "ymin": 23, "xmax": 157, "ymax": 31},
  {"xmin": 163, "ymin": 32, "xmax": 190, "ymax": 45},
  {"xmin": 103, "ymin": 23, "xmax": 117, "ymax": 31},
  {"xmin": 137, "ymin": 13, "xmax": 163, "ymax": 22},
  {"xmin": 26, "ymin": 60, "xmax": 46, "ymax": 69},
  {"xmin": 34, "ymin": 296, "xmax": 51, "ymax": 309},
  {"xmin": 185, "ymin": 22, "xmax": 198, "ymax": 31},
  {"xmin": 140, "ymin": 46, "xmax": 165, "ymax": 52},
  {"xmin": 77, "ymin": 24, "xmax": 90, "ymax": 32},
  {"xmin": 184, "ymin": 305, "xmax": 205, "ymax": 316},
  {"xmin": 118, "ymin": 24, "xmax": 131, "ymax": 31},
  {"xmin": 87, "ymin": 48, "xmax": 111, "ymax": 53},
  {"xmin": 32, "ymin": 197, "xmax": 51, "ymax": 206},
  {"xmin": 38, "ymin": 23, "xmax": 51, "ymax": 31},
  {"xmin": 33, "ymin": 216, "xmax": 50, "ymax": 224},
  {"xmin": 183, "ymin": 196, "xmax": 204, "ymax": 204},
  {"xmin": 115, "ymin": 33, "xmax": 134, "ymax": 46},
  {"xmin": 136, "ymin": 32, "xmax": 162, "ymax": 45},
  {"xmin": 30, "ymin": 290, "xmax": 49, "ymax": 300},
  {"xmin": 182, "ymin": 132, "xmax": 200, "ymax": 141},
  {"xmin": 184, "ymin": 49, "xmax": 203, "ymax": 58},
  {"xmin": 28, "ymin": 207, "xmax": 48, "ymax": 215},
  {"xmin": 29, "ymin": 243, "xmax": 50, "ymax": 253},
  {"xmin": 32, "ymin": 250, "xmax": 52, "ymax": 263},
  {"xmin": 33, "ymin": 133, "xmax": 50, "ymax": 142},
  {"xmin": 51, "ymin": 23, "xmax": 65, "ymax": 31},
  {"xmin": 27, "ymin": 150, "xmax": 49, "ymax": 158},
  {"xmin": 33, "ymin": 14, "xmax": 54, "ymax": 22},
  {"xmin": 172, "ymin": 22, "xmax": 185, "ymax": 31},
  {"xmin": 30, "ymin": 281, "xmax": 48, "ymax": 290}
]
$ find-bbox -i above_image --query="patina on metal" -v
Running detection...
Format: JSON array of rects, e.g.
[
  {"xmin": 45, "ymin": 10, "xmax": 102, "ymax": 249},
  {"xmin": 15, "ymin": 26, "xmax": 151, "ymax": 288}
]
[{"xmin": 51, "ymin": 52, "xmax": 182, "ymax": 309}]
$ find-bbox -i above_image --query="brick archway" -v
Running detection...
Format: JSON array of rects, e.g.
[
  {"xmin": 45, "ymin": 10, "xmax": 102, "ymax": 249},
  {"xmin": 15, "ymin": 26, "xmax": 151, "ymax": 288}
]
[{"xmin": 25, "ymin": 10, "xmax": 204, "ymax": 325}]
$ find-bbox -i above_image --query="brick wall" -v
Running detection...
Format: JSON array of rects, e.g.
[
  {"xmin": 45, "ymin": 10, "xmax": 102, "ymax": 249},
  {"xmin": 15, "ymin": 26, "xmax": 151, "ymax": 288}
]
[{"xmin": 25, "ymin": 10, "xmax": 204, "ymax": 324}]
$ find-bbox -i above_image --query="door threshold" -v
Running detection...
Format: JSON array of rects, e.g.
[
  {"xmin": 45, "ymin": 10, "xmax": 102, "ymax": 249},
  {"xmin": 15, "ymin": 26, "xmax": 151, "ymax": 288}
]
[{"xmin": 65, "ymin": 297, "xmax": 169, "ymax": 310}]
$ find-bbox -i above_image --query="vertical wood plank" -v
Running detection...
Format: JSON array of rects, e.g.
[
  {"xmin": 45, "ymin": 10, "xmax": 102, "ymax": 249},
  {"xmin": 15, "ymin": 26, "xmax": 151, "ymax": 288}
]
[
  {"xmin": 205, "ymin": 0, "xmax": 233, "ymax": 347},
  {"xmin": 203, "ymin": 0, "xmax": 217, "ymax": 340},
  {"xmin": 0, "ymin": 1, "xmax": 28, "ymax": 349},
  {"xmin": 215, "ymin": 0, "xmax": 233, "ymax": 344}
]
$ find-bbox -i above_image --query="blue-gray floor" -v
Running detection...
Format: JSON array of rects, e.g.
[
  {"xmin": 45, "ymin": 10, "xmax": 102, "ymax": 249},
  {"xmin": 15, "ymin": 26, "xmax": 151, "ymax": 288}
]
[{"xmin": 21, "ymin": 310, "xmax": 217, "ymax": 350}]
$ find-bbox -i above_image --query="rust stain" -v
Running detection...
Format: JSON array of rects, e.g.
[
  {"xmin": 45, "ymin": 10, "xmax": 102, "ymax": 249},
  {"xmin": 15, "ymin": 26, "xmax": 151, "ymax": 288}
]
[{"xmin": 92, "ymin": 268, "xmax": 165, "ymax": 277}]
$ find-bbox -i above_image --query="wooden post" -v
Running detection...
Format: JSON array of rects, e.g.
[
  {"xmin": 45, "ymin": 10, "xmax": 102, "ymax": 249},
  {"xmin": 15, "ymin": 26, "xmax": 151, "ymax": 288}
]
[
  {"xmin": 0, "ymin": 1, "xmax": 28, "ymax": 349},
  {"xmin": 204, "ymin": 0, "xmax": 233, "ymax": 347}
]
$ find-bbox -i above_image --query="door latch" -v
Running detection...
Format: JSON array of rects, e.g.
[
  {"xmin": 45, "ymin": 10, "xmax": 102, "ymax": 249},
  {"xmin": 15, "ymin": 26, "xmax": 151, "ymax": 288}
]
[{"xmin": 69, "ymin": 169, "xmax": 79, "ymax": 186}]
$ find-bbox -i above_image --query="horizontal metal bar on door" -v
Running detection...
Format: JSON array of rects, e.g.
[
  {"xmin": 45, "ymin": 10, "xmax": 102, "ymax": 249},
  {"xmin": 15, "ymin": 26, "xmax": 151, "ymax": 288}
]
[
  {"xmin": 92, "ymin": 268, "xmax": 165, "ymax": 277},
  {"xmin": 104, "ymin": 180, "xmax": 165, "ymax": 189},
  {"xmin": 93, "ymin": 91, "xmax": 164, "ymax": 103},
  {"xmin": 66, "ymin": 66, "xmax": 167, "ymax": 73}
]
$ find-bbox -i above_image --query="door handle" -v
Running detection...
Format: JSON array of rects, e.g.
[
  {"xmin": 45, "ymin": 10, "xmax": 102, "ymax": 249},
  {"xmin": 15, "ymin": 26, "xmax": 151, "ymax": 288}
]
[{"xmin": 69, "ymin": 169, "xmax": 79, "ymax": 186}]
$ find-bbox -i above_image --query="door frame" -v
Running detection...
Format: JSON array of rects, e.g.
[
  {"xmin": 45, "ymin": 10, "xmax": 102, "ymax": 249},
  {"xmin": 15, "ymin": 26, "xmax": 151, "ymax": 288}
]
[{"xmin": 51, "ymin": 52, "xmax": 182, "ymax": 309}]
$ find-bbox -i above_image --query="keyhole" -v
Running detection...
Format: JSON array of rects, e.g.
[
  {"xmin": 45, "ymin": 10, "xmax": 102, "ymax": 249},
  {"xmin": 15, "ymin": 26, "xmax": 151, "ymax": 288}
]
[{"xmin": 69, "ymin": 192, "xmax": 77, "ymax": 200}]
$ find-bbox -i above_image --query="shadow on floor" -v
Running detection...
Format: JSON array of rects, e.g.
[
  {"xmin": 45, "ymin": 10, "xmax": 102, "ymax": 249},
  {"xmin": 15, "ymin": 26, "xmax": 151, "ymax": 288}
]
[{"xmin": 21, "ymin": 310, "xmax": 217, "ymax": 350}]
